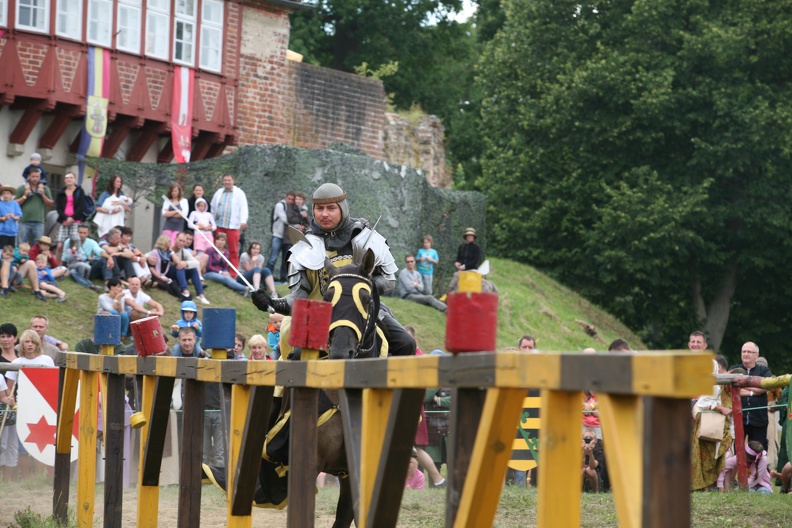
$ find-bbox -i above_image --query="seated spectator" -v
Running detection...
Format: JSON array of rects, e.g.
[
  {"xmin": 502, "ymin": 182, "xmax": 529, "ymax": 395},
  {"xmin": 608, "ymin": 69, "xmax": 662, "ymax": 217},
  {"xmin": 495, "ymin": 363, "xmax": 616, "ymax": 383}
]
[
  {"xmin": 162, "ymin": 183, "xmax": 188, "ymax": 244},
  {"xmin": 239, "ymin": 241, "xmax": 276, "ymax": 295},
  {"xmin": 518, "ymin": 335, "xmax": 536, "ymax": 352},
  {"xmin": 398, "ymin": 254, "xmax": 446, "ymax": 312},
  {"xmin": 74, "ymin": 337, "xmax": 126, "ymax": 356},
  {"xmin": 248, "ymin": 334, "xmax": 270, "ymax": 360},
  {"xmin": 0, "ymin": 185, "xmax": 22, "ymax": 248},
  {"xmin": 28, "ymin": 236, "xmax": 68, "ymax": 279},
  {"xmin": 26, "ymin": 315, "xmax": 63, "ymax": 359},
  {"xmin": 100, "ymin": 227, "xmax": 141, "ymax": 281},
  {"xmin": 169, "ymin": 232, "xmax": 210, "ymax": 304},
  {"xmin": 608, "ymin": 339, "xmax": 633, "ymax": 352},
  {"xmin": 771, "ymin": 463, "xmax": 792, "ymax": 494},
  {"xmin": 188, "ymin": 198, "xmax": 216, "ymax": 255},
  {"xmin": 1, "ymin": 243, "xmax": 46, "ymax": 300},
  {"xmin": 204, "ymin": 233, "xmax": 250, "ymax": 295},
  {"xmin": 146, "ymin": 235, "xmax": 179, "ymax": 296},
  {"xmin": 582, "ymin": 427, "xmax": 604, "ymax": 493},
  {"xmin": 718, "ymin": 440, "xmax": 773, "ymax": 493},
  {"xmin": 122, "ymin": 277, "xmax": 164, "ymax": 322},
  {"xmin": 405, "ymin": 452, "xmax": 425, "ymax": 490},
  {"xmin": 93, "ymin": 175, "xmax": 132, "ymax": 237},
  {"xmin": 444, "ymin": 268, "xmax": 498, "ymax": 297},
  {"xmin": 98, "ymin": 278, "xmax": 131, "ymax": 338},
  {"xmin": 6, "ymin": 330, "xmax": 55, "ymax": 396},
  {"xmin": 170, "ymin": 301, "xmax": 202, "ymax": 357},
  {"xmin": 21, "ymin": 153, "xmax": 47, "ymax": 184},
  {"xmin": 182, "ymin": 231, "xmax": 208, "ymax": 276},
  {"xmin": 64, "ymin": 224, "xmax": 112, "ymax": 287},
  {"xmin": 118, "ymin": 227, "xmax": 152, "ymax": 284},
  {"xmin": 35, "ymin": 254, "xmax": 67, "ymax": 302}
]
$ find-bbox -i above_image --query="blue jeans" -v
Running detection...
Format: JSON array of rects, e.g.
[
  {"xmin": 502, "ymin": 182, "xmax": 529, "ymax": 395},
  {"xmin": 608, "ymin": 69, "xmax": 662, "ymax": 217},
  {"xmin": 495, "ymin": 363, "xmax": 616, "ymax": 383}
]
[
  {"xmin": 107, "ymin": 309, "xmax": 130, "ymax": 337},
  {"xmin": 166, "ymin": 266, "xmax": 204, "ymax": 296},
  {"xmin": 236, "ymin": 267, "xmax": 271, "ymax": 289},
  {"xmin": 265, "ymin": 236, "xmax": 283, "ymax": 275},
  {"xmin": 204, "ymin": 271, "xmax": 246, "ymax": 293},
  {"xmin": 69, "ymin": 263, "xmax": 94, "ymax": 288},
  {"xmin": 17, "ymin": 222, "xmax": 43, "ymax": 246}
]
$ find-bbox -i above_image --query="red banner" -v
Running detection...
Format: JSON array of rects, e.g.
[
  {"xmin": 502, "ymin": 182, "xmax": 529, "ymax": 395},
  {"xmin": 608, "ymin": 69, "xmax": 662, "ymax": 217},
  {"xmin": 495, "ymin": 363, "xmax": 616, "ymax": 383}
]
[{"xmin": 171, "ymin": 66, "xmax": 194, "ymax": 163}]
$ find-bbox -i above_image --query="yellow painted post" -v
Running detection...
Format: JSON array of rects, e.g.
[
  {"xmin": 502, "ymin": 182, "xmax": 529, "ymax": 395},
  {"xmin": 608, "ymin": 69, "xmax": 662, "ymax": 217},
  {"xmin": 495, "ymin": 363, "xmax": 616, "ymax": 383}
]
[
  {"xmin": 358, "ymin": 388, "xmax": 393, "ymax": 528},
  {"xmin": 211, "ymin": 348, "xmax": 227, "ymax": 360},
  {"xmin": 536, "ymin": 390, "xmax": 584, "ymax": 528},
  {"xmin": 77, "ymin": 370, "xmax": 99, "ymax": 527},
  {"xmin": 597, "ymin": 394, "xmax": 644, "ymax": 528},
  {"xmin": 227, "ymin": 384, "xmax": 252, "ymax": 528},
  {"xmin": 458, "ymin": 270, "xmax": 482, "ymax": 293},
  {"xmin": 56, "ymin": 368, "xmax": 80, "ymax": 454},
  {"xmin": 136, "ymin": 375, "xmax": 159, "ymax": 528},
  {"xmin": 453, "ymin": 388, "xmax": 525, "ymax": 528}
]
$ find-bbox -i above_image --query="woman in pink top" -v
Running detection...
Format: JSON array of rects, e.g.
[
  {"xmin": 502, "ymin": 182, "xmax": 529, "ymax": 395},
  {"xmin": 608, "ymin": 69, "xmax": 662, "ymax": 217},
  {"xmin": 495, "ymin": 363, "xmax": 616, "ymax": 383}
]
[{"xmin": 718, "ymin": 440, "xmax": 773, "ymax": 493}]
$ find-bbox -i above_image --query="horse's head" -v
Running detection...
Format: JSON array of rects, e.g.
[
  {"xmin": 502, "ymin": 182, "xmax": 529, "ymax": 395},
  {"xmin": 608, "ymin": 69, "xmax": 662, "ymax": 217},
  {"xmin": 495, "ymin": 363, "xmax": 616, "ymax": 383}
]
[{"xmin": 323, "ymin": 249, "xmax": 379, "ymax": 360}]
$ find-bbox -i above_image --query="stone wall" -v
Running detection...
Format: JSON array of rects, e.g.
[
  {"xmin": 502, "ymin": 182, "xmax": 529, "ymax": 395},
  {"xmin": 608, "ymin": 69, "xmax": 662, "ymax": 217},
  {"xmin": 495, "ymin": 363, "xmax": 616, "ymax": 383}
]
[
  {"xmin": 383, "ymin": 113, "xmax": 449, "ymax": 188},
  {"xmin": 92, "ymin": 145, "xmax": 485, "ymax": 289}
]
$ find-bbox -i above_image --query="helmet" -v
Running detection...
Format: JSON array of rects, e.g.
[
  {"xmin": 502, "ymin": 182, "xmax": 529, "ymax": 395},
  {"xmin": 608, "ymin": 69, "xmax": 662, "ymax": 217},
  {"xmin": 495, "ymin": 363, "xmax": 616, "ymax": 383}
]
[{"xmin": 312, "ymin": 183, "xmax": 349, "ymax": 225}]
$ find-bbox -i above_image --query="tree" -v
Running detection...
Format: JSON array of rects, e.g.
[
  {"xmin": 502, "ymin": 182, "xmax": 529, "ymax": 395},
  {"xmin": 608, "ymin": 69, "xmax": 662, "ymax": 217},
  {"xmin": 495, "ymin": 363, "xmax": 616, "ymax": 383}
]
[{"xmin": 476, "ymin": 0, "xmax": 792, "ymax": 369}]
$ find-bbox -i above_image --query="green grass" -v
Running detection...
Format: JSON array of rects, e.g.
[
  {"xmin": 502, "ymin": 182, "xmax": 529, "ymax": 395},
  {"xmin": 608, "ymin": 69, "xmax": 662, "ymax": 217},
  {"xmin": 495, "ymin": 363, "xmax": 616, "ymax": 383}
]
[{"xmin": 2, "ymin": 257, "xmax": 643, "ymax": 354}]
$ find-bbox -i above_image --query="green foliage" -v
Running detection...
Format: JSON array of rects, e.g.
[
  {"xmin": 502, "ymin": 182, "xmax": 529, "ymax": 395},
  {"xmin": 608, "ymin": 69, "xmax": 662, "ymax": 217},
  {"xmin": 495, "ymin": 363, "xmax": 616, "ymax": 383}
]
[
  {"xmin": 8, "ymin": 507, "xmax": 76, "ymax": 528},
  {"xmin": 354, "ymin": 60, "xmax": 399, "ymax": 80},
  {"xmin": 476, "ymin": 0, "xmax": 792, "ymax": 369}
]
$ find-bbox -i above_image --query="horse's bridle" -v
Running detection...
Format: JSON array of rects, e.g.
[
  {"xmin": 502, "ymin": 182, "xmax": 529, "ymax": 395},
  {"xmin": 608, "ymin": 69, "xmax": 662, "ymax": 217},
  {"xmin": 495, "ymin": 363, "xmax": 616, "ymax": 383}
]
[{"xmin": 325, "ymin": 273, "xmax": 379, "ymax": 359}]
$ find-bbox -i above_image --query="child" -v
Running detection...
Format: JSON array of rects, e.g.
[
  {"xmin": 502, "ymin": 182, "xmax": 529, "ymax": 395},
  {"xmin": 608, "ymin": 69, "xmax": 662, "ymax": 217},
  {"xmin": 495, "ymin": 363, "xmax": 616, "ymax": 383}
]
[
  {"xmin": 415, "ymin": 235, "xmax": 439, "ymax": 295},
  {"xmin": 35, "ymin": 254, "xmax": 66, "ymax": 302},
  {"xmin": 22, "ymin": 153, "xmax": 47, "ymax": 184},
  {"xmin": 0, "ymin": 186, "xmax": 22, "ymax": 248},
  {"xmin": 170, "ymin": 300, "xmax": 203, "ymax": 357},
  {"xmin": 582, "ymin": 427, "xmax": 603, "ymax": 493},
  {"xmin": 232, "ymin": 332, "xmax": 247, "ymax": 360},
  {"xmin": 405, "ymin": 452, "xmax": 425, "ymax": 490},
  {"xmin": 248, "ymin": 334, "xmax": 271, "ymax": 360},
  {"xmin": 187, "ymin": 198, "xmax": 216, "ymax": 254},
  {"xmin": 267, "ymin": 313, "xmax": 284, "ymax": 359},
  {"xmin": 291, "ymin": 191, "xmax": 311, "ymax": 231}
]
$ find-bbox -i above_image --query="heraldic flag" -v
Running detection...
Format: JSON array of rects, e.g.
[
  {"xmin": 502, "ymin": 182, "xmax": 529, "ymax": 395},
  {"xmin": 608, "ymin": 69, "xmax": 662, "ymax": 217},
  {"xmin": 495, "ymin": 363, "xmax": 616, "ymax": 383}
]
[
  {"xmin": 16, "ymin": 368, "xmax": 81, "ymax": 466},
  {"xmin": 171, "ymin": 65, "xmax": 194, "ymax": 163},
  {"xmin": 77, "ymin": 46, "xmax": 110, "ymax": 186}
]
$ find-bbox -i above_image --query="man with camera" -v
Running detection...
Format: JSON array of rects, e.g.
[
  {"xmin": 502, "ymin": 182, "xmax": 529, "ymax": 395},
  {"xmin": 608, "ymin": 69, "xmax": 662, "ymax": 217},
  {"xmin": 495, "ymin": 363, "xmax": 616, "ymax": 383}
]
[{"xmin": 14, "ymin": 167, "xmax": 53, "ymax": 246}]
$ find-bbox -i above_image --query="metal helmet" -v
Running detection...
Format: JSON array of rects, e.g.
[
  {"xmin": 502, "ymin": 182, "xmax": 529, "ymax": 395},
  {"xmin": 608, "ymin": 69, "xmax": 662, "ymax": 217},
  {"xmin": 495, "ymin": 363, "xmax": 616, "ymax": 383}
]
[{"xmin": 311, "ymin": 183, "xmax": 349, "ymax": 224}]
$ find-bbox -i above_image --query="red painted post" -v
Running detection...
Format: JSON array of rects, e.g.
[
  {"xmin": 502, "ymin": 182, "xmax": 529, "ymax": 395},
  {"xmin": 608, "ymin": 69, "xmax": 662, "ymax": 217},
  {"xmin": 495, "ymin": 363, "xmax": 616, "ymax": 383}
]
[
  {"xmin": 289, "ymin": 298, "xmax": 333, "ymax": 355},
  {"xmin": 730, "ymin": 387, "xmax": 748, "ymax": 490},
  {"xmin": 445, "ymin": 272, "xmax": 498, "ymax": 354}
]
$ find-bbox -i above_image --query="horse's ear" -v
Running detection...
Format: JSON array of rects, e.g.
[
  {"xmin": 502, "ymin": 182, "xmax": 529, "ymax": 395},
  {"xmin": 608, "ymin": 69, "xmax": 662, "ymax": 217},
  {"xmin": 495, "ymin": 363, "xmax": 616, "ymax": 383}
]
[
  {"xmin": 325, "ymin": 257, "xmax": 338, "ymax": 278},
  {"xmin": 361, "ymin": 249, "xmax": 376, "ymax": 277}
]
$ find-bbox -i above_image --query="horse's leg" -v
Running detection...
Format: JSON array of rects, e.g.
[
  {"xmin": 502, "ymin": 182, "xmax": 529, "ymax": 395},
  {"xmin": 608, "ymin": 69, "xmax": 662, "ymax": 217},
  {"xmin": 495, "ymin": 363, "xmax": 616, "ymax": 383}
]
[{"xmin": 333, "ymin": 474, "xmax": 355, "ymax": 528}]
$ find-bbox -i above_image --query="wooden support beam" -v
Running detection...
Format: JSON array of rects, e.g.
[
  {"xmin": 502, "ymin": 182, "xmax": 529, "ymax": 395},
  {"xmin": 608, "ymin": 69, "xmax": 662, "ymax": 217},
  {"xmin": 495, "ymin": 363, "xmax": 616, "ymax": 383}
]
[
  {"xmin": 157, "ymin": 139, "xmax": 174, "ymax": 164},
  {"xmin": 287, "ymin": 387, "xmax": 319, "ymax": 528},
  {"xmin": 142, "ymin": 375, "xmax": 176, "ymax": 485},
  {"xmin": 103, "ymin": 373, "xmax": 127, "ymax": 528},
  {"xmin": 536, "ymin": 390, "xmax": 584, "ymax": 528},
  {"xmin": 127, "ymin": 121, "xmax": 166, "ymax": 162},
  {"xmin": 136, "ymin": 375, "xmax": 158, "ymax": 528},
  {"xmin": 190, "ymin": 132, "xmax": 221, "ymax": 161},
  {"xmin": 339, "ymin": 389, "xmax": 364, "ymax": 525},
  {"xmin": 358, "ymin": 388, "xmax": 393, "ymax": 528},
  {"xmin": 227, "ymin": 384, "xmax": 252, "ymax": 528},
  {"xmin": 77, "ymin": 370, "xmax": 100, "ymax": 528},
  {"xmin": 39, "ymin": 106, "xmax": 81, "ymax": 149},
  {"xmin": 597, "ymin": 394, "xmax": 644, "ymax": 528},
  {"xmin": 452, "ymin": 388, "xmax": 525, "ymax": 528},
  {"xmin": 366, "ymin": 389, "xmax": 424, "ymax": 528},
  {"xmin": 641, "ymin": 397, "xmax": 692, "ymax": 528},
  {"xmin": 206, "ymin": 138, "xmax": 229, "ymax": 159},
  {"xmin": 178, "ymin": 379, "xmax": 206, "ymax": 528},
  {"xmin": 9, "ymin": 106, "xmax": 44, "ymax": 145},
  {"xmin": 69, "ymin": 130, "xmax": 82, "ymax": 153},
  {"xmin": 53, "ymin": 367, "xmax": 77, "ymax": 525},
  {"xmin": 446, "ymin": 388, "xmax": 486, "ymax": 528},
  {"xmin": 102, "ymin": 115, "xmax": 142, "ymax": 158},
  {"xmin": 231, "ymin": 385, "xmax": 274, "ymax": 516}
]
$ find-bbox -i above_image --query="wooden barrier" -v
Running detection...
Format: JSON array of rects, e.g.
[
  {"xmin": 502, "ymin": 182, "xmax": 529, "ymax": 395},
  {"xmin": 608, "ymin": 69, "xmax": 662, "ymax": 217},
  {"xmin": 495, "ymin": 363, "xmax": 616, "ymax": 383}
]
[{"xmin": 53, "ymin": 348, "xmax": 713, "ymax": 528}]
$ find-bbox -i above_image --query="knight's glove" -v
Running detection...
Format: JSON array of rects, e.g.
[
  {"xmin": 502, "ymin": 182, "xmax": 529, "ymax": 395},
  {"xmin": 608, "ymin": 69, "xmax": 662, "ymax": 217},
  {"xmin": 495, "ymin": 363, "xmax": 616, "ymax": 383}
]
[{"xmin": 251, "ymin": 288, "xmax": 291, "ymax": 315}]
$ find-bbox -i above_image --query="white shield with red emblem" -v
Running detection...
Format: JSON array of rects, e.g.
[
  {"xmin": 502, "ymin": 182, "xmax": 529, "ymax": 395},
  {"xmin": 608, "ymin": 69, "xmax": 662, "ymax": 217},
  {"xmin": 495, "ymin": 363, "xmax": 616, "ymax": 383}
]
[{"xmin": 16, "ymin": 368, "xmax": 81, "ymax": 466}]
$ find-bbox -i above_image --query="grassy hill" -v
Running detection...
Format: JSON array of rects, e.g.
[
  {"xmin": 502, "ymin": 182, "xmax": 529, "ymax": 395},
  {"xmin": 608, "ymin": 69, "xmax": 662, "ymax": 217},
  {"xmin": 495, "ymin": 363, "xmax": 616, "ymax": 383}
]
[{"xmin": 1, "ymin": 257, "xmax": 643, "ymax": 353}]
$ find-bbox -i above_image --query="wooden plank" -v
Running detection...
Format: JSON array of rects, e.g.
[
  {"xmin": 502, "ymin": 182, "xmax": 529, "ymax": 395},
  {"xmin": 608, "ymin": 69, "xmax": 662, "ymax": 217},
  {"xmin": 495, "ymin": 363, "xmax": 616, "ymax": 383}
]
[
  {"xmin": 136, "ymin": 375, "xmax": 159, "ymax": 528},
  {"xmin": 178, "ymin": 379, "xmax": 206, "ymax": 528},
  {"xmin": 287, "ymin": 387, "xmax": 319, "ymax": 528},
  {"xmin": 446, "ymin": 388, "xmax": 486, "ymax": 528},
  {"xmin": 367, "ymin": 389, "xmax": 424, "ymax": 528},
  {"xmin": 231, "ymin": 386, "xmax": 274, "ymax": 516},
  {"xmin": 56, "ymin": 367, "xmax": 79, "ymax": 453},
  {"xmin": 641, "ymin": 397, "xmax": 692, "ymax": 528},
  {"xmin": 142, "ymin": 375, "xmax": 176, "ymax": 485},
  {"xmin": 597, "ymin": 394, "xmax": 644, "ymax": 528},
  {"xmin": 53, "ymin": 368, "xmax": 72, "ymax": 525},
  {"xmin": 339, "ymin": 389, "xmax": 364, "ymax": 525},
  {"xmin": 359, "ymin": 389, "xmax": 393, "ymax": 528},
  {"xmin": 103, "ymin": 373, "xmax": 126, "ymax": 528},
  {"xmin": 452, "ymin": 388, "xmax": 525, "ymax": 528},
  {"xmin": 536, "ymin": 390, "xmax": 583, "ymax": 528},
  {"xmin": 227, "ymin": 384, "xmax": 252, "ymax": 528},
  {"xmin": 77, "ymin": 370, "xmax": 99, "ymax": 528}
]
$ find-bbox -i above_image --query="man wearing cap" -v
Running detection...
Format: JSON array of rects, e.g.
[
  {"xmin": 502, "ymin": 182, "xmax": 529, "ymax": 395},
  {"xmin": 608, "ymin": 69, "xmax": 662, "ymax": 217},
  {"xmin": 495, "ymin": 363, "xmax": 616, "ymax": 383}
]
[
  {"xmin": 251, "ymin": 183, "xmax": 416, "ymax": 357},
  {"xmin": 454, "ymin": 227, "xmax": 483, "ymax": 271},
  {"xmin": 15, "ymin": 168, "xmax": 53, "ymax": 246},
  {"xmin": 28, "ymin": 235, "xmax": 68, "ymax": 279},
  {"xmin": 210, "ymin": 174, "xmax": 248, "ymax": 278}
]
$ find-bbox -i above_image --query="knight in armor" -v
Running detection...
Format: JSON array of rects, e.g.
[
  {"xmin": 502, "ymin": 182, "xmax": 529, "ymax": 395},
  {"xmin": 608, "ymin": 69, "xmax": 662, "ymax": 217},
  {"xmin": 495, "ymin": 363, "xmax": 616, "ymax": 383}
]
[{"xmin": 251, "ymin": 183, "xmax": 416, "ymax": 357}]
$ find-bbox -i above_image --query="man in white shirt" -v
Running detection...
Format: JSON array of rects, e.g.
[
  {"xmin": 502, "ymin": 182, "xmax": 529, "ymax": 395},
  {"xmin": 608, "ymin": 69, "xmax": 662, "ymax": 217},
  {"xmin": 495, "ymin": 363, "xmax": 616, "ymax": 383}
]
[
  {"xmin": 122, "ymin": 277, "xmax": 164, "ymax": 322},
  {"xmin": 210, "ymin": 174, "xmax": 248, "ymax": 278}
]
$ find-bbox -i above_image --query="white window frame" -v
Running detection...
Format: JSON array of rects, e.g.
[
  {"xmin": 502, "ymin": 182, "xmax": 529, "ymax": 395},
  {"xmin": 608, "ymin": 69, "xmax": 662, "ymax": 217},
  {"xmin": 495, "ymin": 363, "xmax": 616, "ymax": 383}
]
[
  {"xmin": 173, "ymin": 0, "xmax": 197, "ymax": 66},
  {"xmin": 199, "ymin": 0, "xmax": 223, "ymax": 72},
  {"xmin": 117, "ymin": 0, "xmax": 142, "ymax": 54},
  {"xmin": 16, "ymin": 0, "xmax": 49, "ymax": 33},
  {"xmin": 87, "ymin": 0, "xmax": 113, "ymax": 46},
  {"xmin": 145, "ymin": 0, "xmax": 171, "ymax": 60},
  {"xmin": 0, "ymin": 0, "xmax": 7, "ymax": 27},
  {"xmin": 56, "ymin": 0, "xmax": 82, "ymax": 40}
]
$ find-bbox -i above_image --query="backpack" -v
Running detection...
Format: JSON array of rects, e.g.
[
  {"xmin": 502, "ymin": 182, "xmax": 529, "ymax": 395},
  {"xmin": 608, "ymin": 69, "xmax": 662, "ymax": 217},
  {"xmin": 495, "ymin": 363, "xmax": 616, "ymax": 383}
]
[
  {"xmin": 270, "ymin": 199, "xmax": 285, "ymax": 233},
  {"xmin": 81, "ymin": 193, "xmax": 96, "ymax": 221}
]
